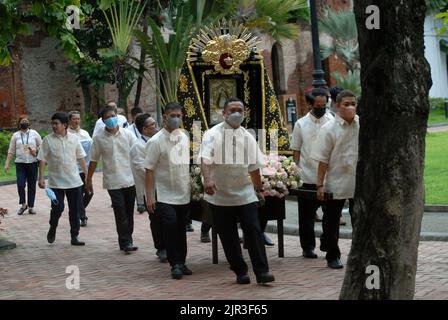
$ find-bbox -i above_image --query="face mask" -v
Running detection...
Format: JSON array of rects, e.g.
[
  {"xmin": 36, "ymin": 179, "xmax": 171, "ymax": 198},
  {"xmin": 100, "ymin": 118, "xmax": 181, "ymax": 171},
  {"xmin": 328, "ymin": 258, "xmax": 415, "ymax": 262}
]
[
  {"xmin": 104, "ymin": 116, "xmax": 118, "ymax": 129},
  {"xmin": 226, "ymin": 112, "xmax": 244, "ymax": 127},
  {"xmin": 343, "ymin": 106, "xmax": 357, "ymax": 119},
  {"xmin": 312, "ymin": 108, "xmax": 326, "ymax": 118},
  {"xmin": 167, "ymin": 117, "xmax": 181, "ymax": 130},
  {"xmin": 20, "ymin": 123, "xmax": 29, "ymax": 130}
]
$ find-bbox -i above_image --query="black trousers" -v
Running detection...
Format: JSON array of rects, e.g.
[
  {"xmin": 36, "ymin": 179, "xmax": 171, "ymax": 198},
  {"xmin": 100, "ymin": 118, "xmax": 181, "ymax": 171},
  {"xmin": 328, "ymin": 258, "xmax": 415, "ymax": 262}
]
[
  {"xmin": 210, "ymin": 202, "xmax": 269, "ymax": 276},
  {"xmin": 156, "ymin": 202, "xmax": 189, "ymax": 266},
  {"xmin": 49, "ymin": 186, "xmax": 82, "ymax": 238},
  {"xmin": 16, "ymin": 162, "xmax": 38, "ymax": 207},
  {"xmin": 107, "ymin": 186, "xmax": 136, "ymax": 248},
  {"xmin": 297, "ymin": 183, "xmax": 327, "ymax": 251},
  {"xmin": 144, "ymin": 195, "xmax": 165, "ymax": 250},
  {"xmin": 321, "ymin": 198, "xmax": 355, "ymax": 261}
]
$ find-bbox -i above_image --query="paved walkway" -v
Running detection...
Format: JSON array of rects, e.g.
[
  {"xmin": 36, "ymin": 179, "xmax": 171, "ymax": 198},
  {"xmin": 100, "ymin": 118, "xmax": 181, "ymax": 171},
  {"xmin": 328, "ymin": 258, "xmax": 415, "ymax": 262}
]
[
  {"xmin": 1, "ymin": 174, "xmax": 448, "ymax": 300},
  {"xmin": 428, "ymin": 124, "xmax": 448, "ymax": 133}
]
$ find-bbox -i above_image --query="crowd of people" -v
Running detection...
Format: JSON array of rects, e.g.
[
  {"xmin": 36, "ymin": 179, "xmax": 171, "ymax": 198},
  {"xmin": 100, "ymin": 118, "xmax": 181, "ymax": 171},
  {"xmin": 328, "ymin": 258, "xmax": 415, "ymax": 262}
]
[{"xmin": 3, "ymin": 86, "xmax": 359, "ymax": 283}]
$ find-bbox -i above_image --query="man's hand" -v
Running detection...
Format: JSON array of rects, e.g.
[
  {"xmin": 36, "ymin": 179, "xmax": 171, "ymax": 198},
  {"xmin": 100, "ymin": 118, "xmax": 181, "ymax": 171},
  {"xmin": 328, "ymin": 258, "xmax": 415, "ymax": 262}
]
[
  {"xmin": 38, "ymin": 177, "xmax": 46, "ymax": 189},
  {"xmin": 146, "ymin": 198, "xmax": 156, "ymax": 214},
  {"xmin": 29, "ymin": 148, "xmax": 37, "ymax": 157},
  {"xmin": 317, "ymin": 185, "xmax": 325, "ymax": 201},
  {"xmin": 85, "ymin": 179, "xmax": 93, "ymax": 195},
  {"xmin": 204, "ymin": 179, "xmax": 217, "ymax": 195}
]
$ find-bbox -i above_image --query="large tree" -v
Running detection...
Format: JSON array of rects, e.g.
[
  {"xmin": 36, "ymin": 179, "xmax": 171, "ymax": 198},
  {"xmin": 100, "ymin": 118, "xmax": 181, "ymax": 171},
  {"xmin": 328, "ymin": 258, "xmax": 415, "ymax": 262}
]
[{"xmin": 339, "ymin": 0, "xmax": 432, "ymax": 299}]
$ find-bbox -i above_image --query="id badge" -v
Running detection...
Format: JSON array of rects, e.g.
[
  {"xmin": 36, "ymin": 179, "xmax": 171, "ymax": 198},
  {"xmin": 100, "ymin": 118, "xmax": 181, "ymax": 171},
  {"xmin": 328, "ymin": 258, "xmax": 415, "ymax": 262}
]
[{"xmin": 22, "ymin": 144, "xmax": 30, "ymax": 154}]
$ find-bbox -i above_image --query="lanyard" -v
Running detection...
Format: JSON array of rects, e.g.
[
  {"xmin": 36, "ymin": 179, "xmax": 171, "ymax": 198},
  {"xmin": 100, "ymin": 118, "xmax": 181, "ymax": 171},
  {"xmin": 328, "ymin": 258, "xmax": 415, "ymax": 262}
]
[{"xmin": 21, "ymin": 131, "xmax": 30, "ymax": 145}]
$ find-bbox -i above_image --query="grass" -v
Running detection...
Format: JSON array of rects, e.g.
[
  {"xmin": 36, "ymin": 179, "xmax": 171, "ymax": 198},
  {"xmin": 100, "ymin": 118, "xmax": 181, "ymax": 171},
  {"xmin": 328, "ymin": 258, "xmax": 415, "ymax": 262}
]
[
  {"xmin": 424, "ymin": 131, "xmax": 448, "ymax": 204},
  {"xmin": 428, "ymin": 108, "xmax": 448, "ymax": 126}
]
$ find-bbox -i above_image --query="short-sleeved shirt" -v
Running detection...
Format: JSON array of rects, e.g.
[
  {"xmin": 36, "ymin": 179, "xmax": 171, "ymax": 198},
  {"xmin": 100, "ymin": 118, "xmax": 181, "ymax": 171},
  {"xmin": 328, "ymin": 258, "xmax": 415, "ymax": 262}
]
[
  {"xmin": 37, "ymin": 132, "xmax": 85, "ymax": 189},
  {"xmin": 8, "ymin": 129, "xmax": 42, "ymax": 163},
  {"xmin": 290, "ymin": 111, "xmax": 333, "ymax": 184},
  {"xmin": 199, "ymin": 121, "xmax": 265, "ymax": 206},
  {"xmin": 89, "ymin": 127, "xmax": 137, "ymax": 190},
  {"xmin": 127, "ymin": 123, "xmax": 141, "ymax": 140},
  {"xmin": 144, "ymin": 128, "xmax": 190, "ymax": 205},
  {"xmin": 68, "ymin": 127, "xmax": 92, "ymax": 172},
  {"xmin": 310, "ymin": 114, "xmax": 360, "ymax": 199}
]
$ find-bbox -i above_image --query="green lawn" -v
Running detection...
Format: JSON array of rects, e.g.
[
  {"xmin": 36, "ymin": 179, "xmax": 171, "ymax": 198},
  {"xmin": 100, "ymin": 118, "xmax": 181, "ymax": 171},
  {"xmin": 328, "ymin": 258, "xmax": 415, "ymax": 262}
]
[
  {"xmin": 428, "ymin": 108, "xmax": 448, "ymax": 126},
  {"xmin": 424, "ymin": 131, "xmax": 448, "ymax": 204}
]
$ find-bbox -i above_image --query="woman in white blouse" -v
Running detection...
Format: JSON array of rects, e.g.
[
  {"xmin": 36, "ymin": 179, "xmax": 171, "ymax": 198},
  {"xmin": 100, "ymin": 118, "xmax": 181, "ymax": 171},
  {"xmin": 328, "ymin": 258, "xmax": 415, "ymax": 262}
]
[{"xmin": 4, "ymin": 116, "xmax": 42, "ymax": 215}]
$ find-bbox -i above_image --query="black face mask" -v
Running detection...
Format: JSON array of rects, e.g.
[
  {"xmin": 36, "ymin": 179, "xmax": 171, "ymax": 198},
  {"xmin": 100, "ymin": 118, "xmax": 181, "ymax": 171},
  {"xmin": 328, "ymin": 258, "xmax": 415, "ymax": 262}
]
[
  {"xmin": 312, "ymin": 108, "xmax": 326, "ymax": 118},
  {"xmin": 20, "ymin": 123, "xmax": 29, "ymax": 130}
]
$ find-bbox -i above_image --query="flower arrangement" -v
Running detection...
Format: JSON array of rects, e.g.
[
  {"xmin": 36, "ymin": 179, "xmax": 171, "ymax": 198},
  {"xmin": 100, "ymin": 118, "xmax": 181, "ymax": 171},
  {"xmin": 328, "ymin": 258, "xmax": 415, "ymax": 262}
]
[
  {"xmin": 261, "ymin": 155, "xmax": 303, "ymax": 198},
  {"xmin": 190, "ymin": 165, "xmax": 204, "ymax": 201}
]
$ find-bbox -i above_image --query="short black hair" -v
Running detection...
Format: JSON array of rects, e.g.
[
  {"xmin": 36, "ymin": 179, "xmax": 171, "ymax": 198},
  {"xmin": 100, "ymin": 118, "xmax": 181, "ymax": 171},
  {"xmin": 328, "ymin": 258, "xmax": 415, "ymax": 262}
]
[
  {"xmin": 99, "ymin": 106, "xmax": 116, "ymax": 119},
  {"xmin": 135, "ymin": 113, "xmax": 152, "ymax": 133},
  {"xmin": 224, "ymin": 97, "xmax": 244, "ymax": 109},
  {"xmin": 330, "ymin": 87, "xmax": 344, "ymax": 102},
  {"xmin": 164, "ymin": 102, "xmax": 182, "ymax": 113},
  {"xmin": 336, "ymin": 90, "xmax": 356, "ymax": 103},
  {"xmin": 307, "ymin": 88, "xmax": 329, "ymax": 106},
  {"xmin": 131, "ymin": 107, "xmax": 143, "ymax": 116},
  {"xmin": 51, "ymin": 112, "xmax": 69, "ymax": 126}
]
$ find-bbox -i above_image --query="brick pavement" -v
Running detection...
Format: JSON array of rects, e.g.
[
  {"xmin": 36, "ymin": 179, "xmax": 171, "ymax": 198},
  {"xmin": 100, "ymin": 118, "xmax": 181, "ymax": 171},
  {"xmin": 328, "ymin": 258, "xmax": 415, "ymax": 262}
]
[{"xmin": 1, "ymin": 174, "xmax": 448, "ymax": 300}]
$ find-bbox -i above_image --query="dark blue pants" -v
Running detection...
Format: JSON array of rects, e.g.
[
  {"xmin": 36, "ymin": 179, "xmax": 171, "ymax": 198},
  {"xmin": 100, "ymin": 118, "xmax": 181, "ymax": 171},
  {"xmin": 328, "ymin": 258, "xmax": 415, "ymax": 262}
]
[
  {"xmin": 49, "ymin": 187, "xmax": 82, "ymax": 238},
  {"xmin": 155, "ymin": 202, "xmax": 189, "ymax": 266},
  {"xmin": 15, "ymin": 162, "xmax": 38, "ymax": 207}
]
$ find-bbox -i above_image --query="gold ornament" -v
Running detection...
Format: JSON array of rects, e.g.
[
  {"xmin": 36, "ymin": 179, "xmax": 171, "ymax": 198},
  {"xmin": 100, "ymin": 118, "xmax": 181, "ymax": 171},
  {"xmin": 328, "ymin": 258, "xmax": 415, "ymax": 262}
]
[
  {"xmin": 179, "ymin": 74, "xmax": 188, "ymax": 93},
  {"xmin": 184, "ymin": 98, "xmax": 196, "ymax": 117}
]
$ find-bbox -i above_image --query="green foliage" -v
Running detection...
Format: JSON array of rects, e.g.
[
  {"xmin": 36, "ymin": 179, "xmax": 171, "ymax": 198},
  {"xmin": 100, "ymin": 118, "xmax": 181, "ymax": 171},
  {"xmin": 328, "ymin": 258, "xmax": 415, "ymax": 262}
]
[
  {"xmin": 427, "ymin": 0, "xmax": 448, "ymax": 12},
  {"xmin": 0, "ymin": 0, "xmax": 84, "ymax": 66},
  {"xmin": 319, "ymin": 6, "xmax": 359, "ymax": 72},
  {"xmin": 0, "ymin": 130, "xmax": 13, "ymax": 158},
  {"xmin": 331, "ymin": 70, "xmax": 361, "ymax": 100},
  {"xmin": 435, "ymin": 11, "xmax": 448, "ymax": 36},
  {"xmin": 429, "ymin": 97, "xmax": 447, "ymax": 110},
  {"xmin": 134, "ymin": 1, "xmax": 195, "ymax": 105},
  {"xmin": 37, "ymin": 129, "xmax": 49, "ymax": 139},
  {"xmin": 241, "ymin": 0, "xmax": 309, "ymax": 42},
  {"xmin": 81, "ymin": 112, "xmax": 97, "ymax": 136},
  {"xmin": 425, "ymin": 131, "xmax": 448, "ymax": 204}
]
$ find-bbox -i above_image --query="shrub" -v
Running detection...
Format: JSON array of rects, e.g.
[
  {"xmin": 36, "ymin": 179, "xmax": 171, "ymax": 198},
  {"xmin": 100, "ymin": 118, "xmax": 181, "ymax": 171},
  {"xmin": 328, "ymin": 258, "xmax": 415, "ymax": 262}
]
[
  {"xmin": 429, "ymin": 97, "xmax": 446, "ymax": 111},
  {"xmin": 0, "ymin": 130, "xmax": 13, "ymax": 159}
]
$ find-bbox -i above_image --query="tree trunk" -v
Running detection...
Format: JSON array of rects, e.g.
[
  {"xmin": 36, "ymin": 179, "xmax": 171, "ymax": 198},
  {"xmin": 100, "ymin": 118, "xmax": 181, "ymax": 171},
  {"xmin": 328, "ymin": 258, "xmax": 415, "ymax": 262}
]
[
  {"xmin": 134, "ymin": 5, "xmax": 149, "ymax": 108},
  {"xmin": 81, "ymin": 82, "xmax": 92, "ymax": 114},
  {"xmin": 339, "ymin": 0, "xmax": 432, "ymax": 299}
]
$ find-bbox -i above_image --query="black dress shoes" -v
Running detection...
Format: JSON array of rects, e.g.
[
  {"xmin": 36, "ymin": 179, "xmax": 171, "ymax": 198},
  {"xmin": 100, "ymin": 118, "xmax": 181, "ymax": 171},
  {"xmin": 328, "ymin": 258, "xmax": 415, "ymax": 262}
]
[
  {"xmin": 181, "ymin": 264, "xmax": 193, "ymax": 275},
  {"xmin": 121, "ymin": 243, "xmax": 137, "ymax": 252},
  {"xmin": 171, "ymin": 264, "xmax": 183, "ymax": 279},
  {"xmin": 80, "ymin": 219, "xmax": 87, "ymax": 227},
  {"xmin": 302, "ymin": 250, "xmax": 318, "ymax": 258},
  {"xmin": 201, "ymin": 232, "xmax": 211, "ymax": 243},
  {"xmin": 256, "ymin": 272, "xmax": 275, "ymax": 284},
  {"xmin": 236, "ymin": 274, "xmax": 251, "ymax": 284},
  {"xmin": 47, "ymin": 227, "xmax": 56, "ymax": 244},
  {"xmin": 327, "ymin": 258, "xmax": 344, "ymax": 269},
  {"xmin": 71, "ymin": 237, "xmax": 85, "ymax": 246},
  {"xmin": 186, "ymin": 223, "xmax": 194, "ymax": 232},
  {"xmin": 263, "ymin": 233, "xmax": 275, "ymax": 246}
]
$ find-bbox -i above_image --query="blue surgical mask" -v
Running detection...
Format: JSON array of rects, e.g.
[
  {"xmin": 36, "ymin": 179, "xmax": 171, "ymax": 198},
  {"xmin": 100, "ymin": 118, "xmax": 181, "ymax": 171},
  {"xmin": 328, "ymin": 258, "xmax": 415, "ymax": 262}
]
[
  {"xmin": 104, "ymin": 116, "xmax": 118, "ymax": 129},
  {"xmin": 45, "ymin": 188, "xmax": 59, "ymax": 205}
]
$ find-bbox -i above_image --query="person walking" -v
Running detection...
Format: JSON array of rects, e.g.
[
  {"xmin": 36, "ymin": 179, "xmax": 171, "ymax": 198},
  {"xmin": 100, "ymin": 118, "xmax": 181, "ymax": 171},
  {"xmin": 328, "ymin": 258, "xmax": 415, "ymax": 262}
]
[
  {"xmin": 86, "ymin": 106, "xmax": 138, "ymax": 253},
  {"xmin": 199, "ymin": 98, "xmax": 275, "ymax": 285},
  {"xmin": 290, "ymin": 88, "xmax": 333, "ymax": 259},
  {"xmin": 311, "ymin": 90, "xmax": 359, "ymax": 269},
  {"xmin": 37, "ymin": 112, "xmax": 87, "ymax": 246},
  {"xmin": 68, "ymin": 111, "xmax": 93, "ymax": 227},
  {"xmin": 144, "ymin": 102, "xmax": 192, "ymax": 279},
  {"xmin": 4, "ymin": 116, "xmax": 42, "ymax": 215}
]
